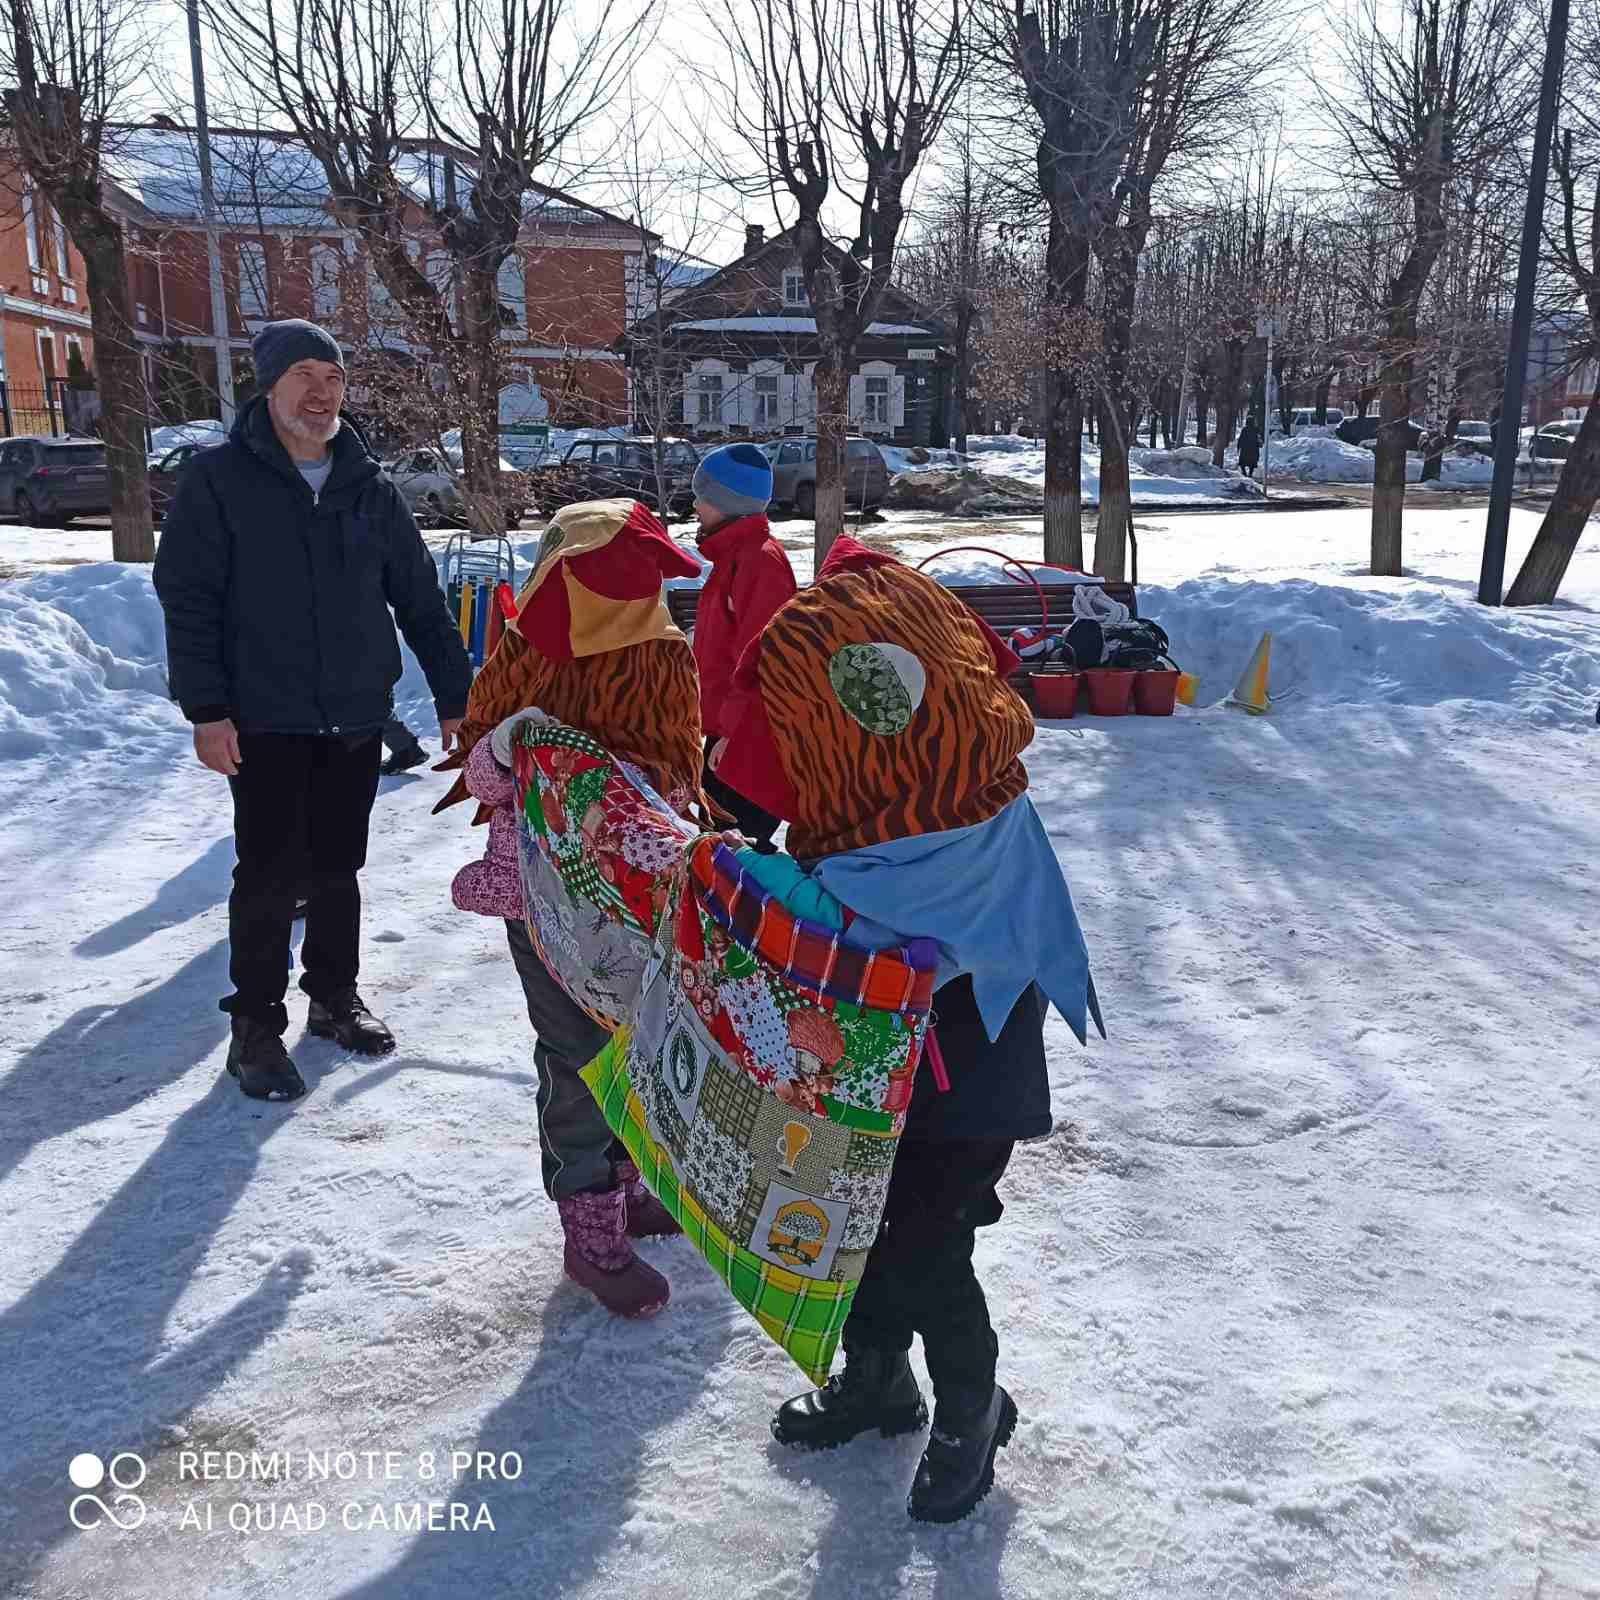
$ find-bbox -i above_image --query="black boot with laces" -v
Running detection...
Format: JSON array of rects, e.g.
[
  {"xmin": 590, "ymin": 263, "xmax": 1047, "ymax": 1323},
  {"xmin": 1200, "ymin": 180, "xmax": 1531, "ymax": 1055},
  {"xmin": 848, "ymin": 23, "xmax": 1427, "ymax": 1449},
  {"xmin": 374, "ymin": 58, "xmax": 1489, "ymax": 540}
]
[
  {"xmin": 225, "ymin": 1017, "xmax": 306, "ymax": 1101},
  {"xmin": 907, "ymin": 1384, "xmax": 1018, "ymax": 1523},
  {"xmin": 771, "ymin": 1348, "xmax": 928, "ymax": 1449},
  {"xmin": 307, "ymin": 988, "xmax": 396, "ymax": 1056}
]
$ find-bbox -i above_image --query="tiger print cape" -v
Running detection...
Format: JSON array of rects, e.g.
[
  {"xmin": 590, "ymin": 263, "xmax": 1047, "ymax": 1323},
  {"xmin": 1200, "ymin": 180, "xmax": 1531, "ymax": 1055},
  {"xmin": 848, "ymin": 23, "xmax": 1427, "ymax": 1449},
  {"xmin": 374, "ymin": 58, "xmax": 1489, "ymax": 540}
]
[
  {"xmin": 433, "ymin": 500, "xmax": 706, "ymax": 819},
  {"xmin": 715, "ymin": 537, "xmax": 1034, "ymax": 860}
]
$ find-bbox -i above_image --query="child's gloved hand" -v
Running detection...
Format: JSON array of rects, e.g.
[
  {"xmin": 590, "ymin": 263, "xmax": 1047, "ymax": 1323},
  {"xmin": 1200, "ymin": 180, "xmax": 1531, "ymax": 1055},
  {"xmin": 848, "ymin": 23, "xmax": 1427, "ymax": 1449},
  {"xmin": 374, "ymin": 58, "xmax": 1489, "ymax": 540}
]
[{"xmin": 490, "ymin": 706, "xmax": 554, "ymax": 767}]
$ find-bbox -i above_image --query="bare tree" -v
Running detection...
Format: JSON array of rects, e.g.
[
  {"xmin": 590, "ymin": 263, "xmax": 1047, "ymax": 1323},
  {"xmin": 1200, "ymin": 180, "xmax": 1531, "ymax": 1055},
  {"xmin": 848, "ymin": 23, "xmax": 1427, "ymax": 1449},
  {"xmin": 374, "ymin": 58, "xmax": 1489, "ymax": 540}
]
[
  {"xmin": 712, "ymin": 0, "xmax": 969, "ymax": 559},
  {"xmin": 1507, "ymin": 0, "xmax": 1600, "ymax": 605},
  {"xmin": 210, "ymin": 0, "xmax": 643, "ymax": 536},
  {"xmin": 2, "ymin": 0, "xmax": 155, "ymax": 560},
  {"xmin": 1324, "ymin": 0, "xmax": 1532, "ymax": 576}
]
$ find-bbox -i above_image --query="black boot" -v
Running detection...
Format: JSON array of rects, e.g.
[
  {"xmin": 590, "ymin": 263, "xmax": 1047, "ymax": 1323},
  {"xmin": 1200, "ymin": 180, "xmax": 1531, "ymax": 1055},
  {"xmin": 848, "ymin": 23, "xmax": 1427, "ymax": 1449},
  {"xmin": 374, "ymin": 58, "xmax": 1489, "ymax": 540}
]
[
  {"xmin": 307, "ymin": 989, "xmax": 396, "ymax": 1056},
  {"xmin": 379, "ymin": 743, "xmax": 428, "ymax": 776},
  {"xmin": 907, "ymin": 1385, "xmax": 1018, "ymax": 1523},
  {"xmin": 771, "ymin": 1348, "xmax": 928, "ymax": 1449},
  {"xmin": 225, "ymin": 1017, "xmax": 307, "ymax": 1102}
]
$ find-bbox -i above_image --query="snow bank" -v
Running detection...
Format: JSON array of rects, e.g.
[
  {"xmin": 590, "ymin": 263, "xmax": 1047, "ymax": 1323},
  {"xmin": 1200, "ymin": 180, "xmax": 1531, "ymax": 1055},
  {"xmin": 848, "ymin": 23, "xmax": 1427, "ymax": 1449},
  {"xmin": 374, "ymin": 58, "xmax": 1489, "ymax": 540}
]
[
  {"xmin": 0, "ymin": 565, "xmax": 179, "ymax": 762},
  {"xmin": 1147, "ymin": 577, "xmax": 1600, "ymax": 726},
  {"xmin": 1262, "ymin": 434, "xmax": 1500, "ymax": 487}
]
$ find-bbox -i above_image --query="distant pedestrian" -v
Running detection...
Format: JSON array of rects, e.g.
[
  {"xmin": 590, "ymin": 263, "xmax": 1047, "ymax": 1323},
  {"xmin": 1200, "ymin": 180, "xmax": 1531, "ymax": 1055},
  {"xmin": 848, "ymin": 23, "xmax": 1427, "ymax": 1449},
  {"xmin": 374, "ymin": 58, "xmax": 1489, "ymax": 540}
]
[
  {"xmin": 691, "ymin": 443, "xmax": 797, "ymax": 850},
  {"xmin": 1238, "ymin": 419, "xmax": 1262, "ymax": 479},
  {"xmin": 154, "ymin": 319, "xmax": 472, "ymax": 1102}
]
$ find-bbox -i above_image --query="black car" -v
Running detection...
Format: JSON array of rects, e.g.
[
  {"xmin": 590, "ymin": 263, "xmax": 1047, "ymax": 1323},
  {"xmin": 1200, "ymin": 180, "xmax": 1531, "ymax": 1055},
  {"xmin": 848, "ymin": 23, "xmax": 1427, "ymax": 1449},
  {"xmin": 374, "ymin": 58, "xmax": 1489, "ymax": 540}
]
[
  {"xmin": 1335, "ymin": 415, "xmax": 1426, "ymax": 451},
  {"xmin": 531, "ymin": 437, "xmax": 699, "ymax": 518},
  {"xmin": 1531, "ymin": 421, "xmax": 1582, "ymax": 460},
  {"xmin": 148, "ymin": 444, "xmax": 205, "ymax": 520},
  {"xmin": 0, "ymin": 435, "xmax": 110, "ymax": 525}
]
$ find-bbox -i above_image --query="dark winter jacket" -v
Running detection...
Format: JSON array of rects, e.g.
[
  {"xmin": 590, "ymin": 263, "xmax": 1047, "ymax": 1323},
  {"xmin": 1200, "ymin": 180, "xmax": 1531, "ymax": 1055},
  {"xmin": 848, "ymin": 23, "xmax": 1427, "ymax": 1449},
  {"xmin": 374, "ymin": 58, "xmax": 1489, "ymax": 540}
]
[
  {"xmin": 154, "ymin": 398, "xmax": 472, "ymax": 735},
  {"xmin": 1237, "ymin": 423, "xmax": 1262, "ymax": 468}
]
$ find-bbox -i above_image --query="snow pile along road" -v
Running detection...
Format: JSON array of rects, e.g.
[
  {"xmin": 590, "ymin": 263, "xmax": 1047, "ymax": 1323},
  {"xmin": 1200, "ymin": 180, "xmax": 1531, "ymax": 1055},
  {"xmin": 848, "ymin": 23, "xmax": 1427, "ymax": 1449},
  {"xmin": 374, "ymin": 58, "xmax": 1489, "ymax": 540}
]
[{"xmin": 0, "ymin": 564, "xmax": 180, "ymax": 761}]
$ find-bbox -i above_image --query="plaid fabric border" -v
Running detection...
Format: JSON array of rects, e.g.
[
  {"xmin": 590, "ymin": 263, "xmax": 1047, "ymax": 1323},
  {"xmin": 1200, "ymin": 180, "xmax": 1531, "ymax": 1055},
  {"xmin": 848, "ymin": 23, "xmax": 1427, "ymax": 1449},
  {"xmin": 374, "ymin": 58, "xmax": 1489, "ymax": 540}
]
[
  {"xmin": 582, "ymin": 1029, "xmax": 856, "ymax": 1384},
  {"xmin": 689, "ymin": 841, "xmax": 939, "ymax": 1016}
]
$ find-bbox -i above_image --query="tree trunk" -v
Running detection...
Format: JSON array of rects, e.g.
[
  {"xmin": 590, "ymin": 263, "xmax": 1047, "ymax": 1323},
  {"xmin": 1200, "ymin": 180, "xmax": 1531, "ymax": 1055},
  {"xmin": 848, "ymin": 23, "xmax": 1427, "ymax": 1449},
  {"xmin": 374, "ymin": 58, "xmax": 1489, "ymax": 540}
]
[
  {"xmin": 72, "ymin": 216, "xmax": 154, "ymax": 562},
  {"xmin": 458, "ymin": 259, "xmax": 506, "ymax": 538},
  {"xmin": 1506, "ymin": 399, "xmax": 1600, "ymax": 605},
  {"xmin": 1313, "ymin": 372, "xmax": 1333, "ymax": 424},
  {"xmin": 950, "ymin": 304, "xmax": 972, "ymax": 453},
  {"xmin": 1194, "ymin": 383, "xmax": 1210, "ymax": 447},
  {"xmin": 1095, "ymin": 397, "xmax": 1131, "ymax": 580},
  {"xmin": 1042, "ymin": 366, "xmax": 1084, "ymax": 568},
  {"xmin": 1371, "ymin": 309, "xmax": 1418, "ymax": 576},
  {"xmin": 1211, "ymin": 340, "xmax": 1244, "ymax": 467},
  {"xmin": 813, "ymin": 358, "xmax": 849, "ymax": 563}
]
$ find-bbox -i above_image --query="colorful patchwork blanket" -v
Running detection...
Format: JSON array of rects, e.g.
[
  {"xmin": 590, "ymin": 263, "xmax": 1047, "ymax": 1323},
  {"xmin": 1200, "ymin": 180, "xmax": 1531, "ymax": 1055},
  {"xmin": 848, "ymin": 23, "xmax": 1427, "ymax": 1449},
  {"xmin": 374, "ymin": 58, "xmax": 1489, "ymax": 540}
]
[
  {"xmin": 512, "ymin": 723, "xmax": 697, "ymax": 1031},
  {"xmin": 513, "ymin": 723, "xmax": 939, "ymax": 1381}
]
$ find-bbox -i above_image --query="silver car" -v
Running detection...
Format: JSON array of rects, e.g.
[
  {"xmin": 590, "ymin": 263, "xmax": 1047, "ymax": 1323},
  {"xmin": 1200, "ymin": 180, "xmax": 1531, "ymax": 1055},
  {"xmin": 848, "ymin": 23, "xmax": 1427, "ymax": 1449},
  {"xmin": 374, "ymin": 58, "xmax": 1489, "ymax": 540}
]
[
  {"xmin": 386, "ymin": 446, "xmax": 528, "ymax": 528},
  {"xmin": 762, "ymin": 436, "xmax": 890, "ymax": 518}
]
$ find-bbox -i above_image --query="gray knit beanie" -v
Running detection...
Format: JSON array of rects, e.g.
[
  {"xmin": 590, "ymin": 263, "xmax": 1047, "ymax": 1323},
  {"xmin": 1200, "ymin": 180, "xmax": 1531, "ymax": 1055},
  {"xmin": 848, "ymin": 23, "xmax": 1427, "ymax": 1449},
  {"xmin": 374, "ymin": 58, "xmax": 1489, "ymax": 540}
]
[{"xmin": 251, "ymin": 319, "xmax": 345, "ymax": 393}]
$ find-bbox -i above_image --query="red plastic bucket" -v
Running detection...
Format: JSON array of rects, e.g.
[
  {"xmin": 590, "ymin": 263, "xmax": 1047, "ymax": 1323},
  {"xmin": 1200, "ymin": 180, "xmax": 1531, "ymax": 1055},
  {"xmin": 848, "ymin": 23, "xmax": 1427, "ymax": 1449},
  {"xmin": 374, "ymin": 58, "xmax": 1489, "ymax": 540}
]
[
  {"xmin": 1032, "ymin": 670, "xmax": 1079, "ymax": 718},
  {"xmin": 1133, "ymin": 669, "xmax": 1180, "ymax": 716},
  {"xmin": 1082, "ymin": 668, "xmax": 1136, "ymax": 716}
]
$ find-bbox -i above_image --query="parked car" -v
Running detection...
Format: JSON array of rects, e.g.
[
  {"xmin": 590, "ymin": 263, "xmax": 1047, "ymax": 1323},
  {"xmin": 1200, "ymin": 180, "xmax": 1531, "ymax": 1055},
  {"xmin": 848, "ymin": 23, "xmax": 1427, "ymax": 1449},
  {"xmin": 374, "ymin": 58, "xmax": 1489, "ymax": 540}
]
[
  {"xmin": 0, "ymin": 435, "xmax": 110, "ymax": 525},
  {"xmin": 1288, "ymin": 407, "xmax": 1345, "ymax": 430},
  {"xmin": 1452, "ymin": 420, "xmax": 1494, "ymax": 455},
  {"xmin": 1335, "ymin": 414, "xmax": 1426, "ymax": 451},
  {"xmin": 763, "ymin": 436, "xmax": 891, "ymax": 517},
  {"xmin": 148, "ymin": 443, "xmax": 207, "ymax": 519},
  {"xmin": 1531, "ymin": 420, "xmax": 1582, "ymax": 460},
  {"xmin": 386, "ymin": 446, "xmax": 528, "ymax": 528},
  {"xmin": 528, "ymin": 437, "xmax": 699, "ymax": 518},
  {"xmin": 147, "ymin": 419, "xmax": 226, "ymax": 467}
]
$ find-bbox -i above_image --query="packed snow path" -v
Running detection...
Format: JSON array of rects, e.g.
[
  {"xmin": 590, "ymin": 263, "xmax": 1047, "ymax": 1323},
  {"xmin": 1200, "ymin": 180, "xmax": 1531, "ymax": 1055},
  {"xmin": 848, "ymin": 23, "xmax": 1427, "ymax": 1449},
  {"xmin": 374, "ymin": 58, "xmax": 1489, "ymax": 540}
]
[{"xmin": 1, "ymin": 507, "xmax": 1597, "ymax": 1598}]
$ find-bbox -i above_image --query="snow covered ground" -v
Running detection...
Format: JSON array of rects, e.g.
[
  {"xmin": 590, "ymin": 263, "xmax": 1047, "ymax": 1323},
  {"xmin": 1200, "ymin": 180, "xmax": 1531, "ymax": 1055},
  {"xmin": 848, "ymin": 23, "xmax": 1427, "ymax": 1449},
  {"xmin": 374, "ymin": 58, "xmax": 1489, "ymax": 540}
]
[
  {"xmin": 881, "ymin": 431, "xmax": 1503, "ymax": 497},
  {"xmin": 2, "ymin": 507, "xmax": 1599, "ymax": 1599}
]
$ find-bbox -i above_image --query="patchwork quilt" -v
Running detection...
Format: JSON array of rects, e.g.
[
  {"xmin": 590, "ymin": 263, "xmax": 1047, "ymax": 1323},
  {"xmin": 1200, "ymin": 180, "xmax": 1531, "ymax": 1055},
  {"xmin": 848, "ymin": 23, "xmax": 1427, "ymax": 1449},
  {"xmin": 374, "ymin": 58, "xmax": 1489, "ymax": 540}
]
[{"xmin": 513, "ymin": 723, "xmax": 938, "ymax": 1381}]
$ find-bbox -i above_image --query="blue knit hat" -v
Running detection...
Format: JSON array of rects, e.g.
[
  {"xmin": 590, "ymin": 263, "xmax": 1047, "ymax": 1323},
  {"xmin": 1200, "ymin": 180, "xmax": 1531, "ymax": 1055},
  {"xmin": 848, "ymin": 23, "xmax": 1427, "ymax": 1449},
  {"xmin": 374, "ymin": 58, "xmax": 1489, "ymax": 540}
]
[
  {"xmin": 251, "ymin": 318, "xmax": 345, "ymax": 393},
  {"xmin": 692, "ymin": 442, "xmax": 773, "ymax": 518}
]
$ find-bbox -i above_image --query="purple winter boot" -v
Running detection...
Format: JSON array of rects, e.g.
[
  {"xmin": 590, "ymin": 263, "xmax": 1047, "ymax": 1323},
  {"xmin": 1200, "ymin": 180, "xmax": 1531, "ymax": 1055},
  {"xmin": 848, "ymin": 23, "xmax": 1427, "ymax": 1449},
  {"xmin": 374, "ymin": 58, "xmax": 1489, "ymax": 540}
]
[
  {"xmin": 557, "ymin": 1186, "xmax": 670, "ymax": 1318},
  {"xmin": 616, "ymin": 1158, "xmax": 683, "ymax": 1239}
]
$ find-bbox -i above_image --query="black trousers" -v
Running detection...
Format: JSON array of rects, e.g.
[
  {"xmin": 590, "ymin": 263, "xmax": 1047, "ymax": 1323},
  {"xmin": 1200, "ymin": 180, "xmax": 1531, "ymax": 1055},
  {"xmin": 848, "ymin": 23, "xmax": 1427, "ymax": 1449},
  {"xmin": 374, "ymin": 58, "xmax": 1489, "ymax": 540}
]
[
  {"xmin": 703, "ymin": 735, "xmax": 780, "ymax": 849},
  {"xmin": 843, "ymin": 1135, "xmax": 1015, "ymax": 1421},
  {"xmin": 223, "ymin": 732, "xmax": 383, "ymax": 1032},
  {"xmin": 503, "ymin": 919, "xmax": 623, "ymax": 1199}
]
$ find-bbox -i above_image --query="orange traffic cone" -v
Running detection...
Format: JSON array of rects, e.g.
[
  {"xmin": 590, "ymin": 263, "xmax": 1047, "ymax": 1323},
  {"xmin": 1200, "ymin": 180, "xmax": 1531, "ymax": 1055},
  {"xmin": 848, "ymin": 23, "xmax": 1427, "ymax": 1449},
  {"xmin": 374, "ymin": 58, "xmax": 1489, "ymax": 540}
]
[{"xmin": 1223, "ymin": 632, "xmax": 1272, "ymax": 714}]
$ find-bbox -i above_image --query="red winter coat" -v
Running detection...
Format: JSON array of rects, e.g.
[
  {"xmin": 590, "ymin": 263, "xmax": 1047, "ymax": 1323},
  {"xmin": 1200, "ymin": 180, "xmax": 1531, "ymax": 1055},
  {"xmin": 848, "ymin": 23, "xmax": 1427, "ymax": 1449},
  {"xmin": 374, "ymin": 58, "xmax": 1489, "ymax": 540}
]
[{"xmin": 692, "ymin": 514, "xmax": 798, "ymax": 736}]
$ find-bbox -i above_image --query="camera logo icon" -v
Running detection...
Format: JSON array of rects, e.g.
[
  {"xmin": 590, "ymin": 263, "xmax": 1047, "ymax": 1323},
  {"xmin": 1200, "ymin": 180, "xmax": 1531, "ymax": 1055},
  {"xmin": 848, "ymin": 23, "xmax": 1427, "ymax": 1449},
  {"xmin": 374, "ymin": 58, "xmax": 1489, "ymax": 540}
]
[{"xmin": 68, "ymin": 1452, "xmax": 147, "ymax": 1531}]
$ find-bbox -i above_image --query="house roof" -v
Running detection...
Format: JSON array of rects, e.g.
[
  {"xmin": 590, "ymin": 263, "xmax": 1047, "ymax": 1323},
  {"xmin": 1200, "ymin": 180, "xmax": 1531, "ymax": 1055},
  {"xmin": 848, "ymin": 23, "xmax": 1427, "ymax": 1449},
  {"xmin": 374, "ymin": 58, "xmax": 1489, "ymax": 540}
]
[
  {"xmin": 626, "ymin": 222, "xmax": 947, "ymax": 343},
  {"xmin": 102, "ymin": 123, "xmax": 653, "ymax": 241},
  {"xmin": 673, "ymin": 316, "xmax": 937, "ymax": 337}
]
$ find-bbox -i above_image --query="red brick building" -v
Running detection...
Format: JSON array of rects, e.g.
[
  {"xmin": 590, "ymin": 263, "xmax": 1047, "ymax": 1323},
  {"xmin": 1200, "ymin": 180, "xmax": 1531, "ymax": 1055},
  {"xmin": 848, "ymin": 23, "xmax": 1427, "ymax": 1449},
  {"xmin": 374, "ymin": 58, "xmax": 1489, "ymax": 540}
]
[
  {"xmin": 0, "ymin": 124, "xmax": 651, "ymax": 440},
  {"xmin": 0, "ymin": 153, "xmax": 96, "ymax": 432}
]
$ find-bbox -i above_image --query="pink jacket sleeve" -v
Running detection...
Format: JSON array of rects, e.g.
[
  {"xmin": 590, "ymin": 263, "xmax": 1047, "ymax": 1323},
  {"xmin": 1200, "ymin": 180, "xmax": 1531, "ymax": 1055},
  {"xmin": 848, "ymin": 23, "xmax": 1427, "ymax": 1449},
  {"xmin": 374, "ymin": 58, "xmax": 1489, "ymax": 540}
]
[{"xmin": 463, "ymin": 734, "xmax": 516, "ymax": 810}]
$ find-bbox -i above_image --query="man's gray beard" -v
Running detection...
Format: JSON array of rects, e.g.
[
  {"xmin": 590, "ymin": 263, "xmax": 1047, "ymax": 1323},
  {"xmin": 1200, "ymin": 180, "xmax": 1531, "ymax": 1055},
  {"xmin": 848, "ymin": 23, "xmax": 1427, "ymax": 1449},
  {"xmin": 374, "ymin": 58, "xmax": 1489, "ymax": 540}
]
[{"xmin": 284, "ymin": 413, "xmax": 340, "ymax": 447}]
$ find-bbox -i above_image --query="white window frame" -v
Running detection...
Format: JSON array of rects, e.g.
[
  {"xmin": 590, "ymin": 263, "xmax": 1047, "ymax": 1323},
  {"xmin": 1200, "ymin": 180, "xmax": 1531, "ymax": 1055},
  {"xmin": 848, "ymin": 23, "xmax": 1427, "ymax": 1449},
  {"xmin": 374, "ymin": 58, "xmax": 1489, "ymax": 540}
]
[
  {"xmin": 237, "ymin": 240, "xmax": 269, "ymax": 320},
  {"xmin": 863, "ymin": 374, "xmax": 891, "ymax": 425},
  {"xmin": 497, "ymin": 252, "xmax": 526, "ymax": 328},
  {"xmin": 310, "ymin": 243, "xmax": 342, "ymax": 322},
  {"xmin": 64, "ymin": 336, "xmax": 85, "ymax": 377},
  {"xmin": 37, "ymin": 330, "xmax": 57, "ymax": 385},
  {"xmin": 782, "ymin": 270, "xmax": 808, "ymax": 307},
  {"xmin": 752, "ymin": 373, "xmax": 781, "ymax": 427},
  {"xmin": 696, "ymin": 372, "xmax": 724, "ymax": 425}
]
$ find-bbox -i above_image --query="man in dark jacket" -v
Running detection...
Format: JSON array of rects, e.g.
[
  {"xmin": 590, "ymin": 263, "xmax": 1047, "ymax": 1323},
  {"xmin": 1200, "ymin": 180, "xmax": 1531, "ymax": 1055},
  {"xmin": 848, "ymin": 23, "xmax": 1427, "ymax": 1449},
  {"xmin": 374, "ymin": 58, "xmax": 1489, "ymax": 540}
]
[{"xmin": 153, "ymin": 319, "xmax": 472, "ymax": 1102}]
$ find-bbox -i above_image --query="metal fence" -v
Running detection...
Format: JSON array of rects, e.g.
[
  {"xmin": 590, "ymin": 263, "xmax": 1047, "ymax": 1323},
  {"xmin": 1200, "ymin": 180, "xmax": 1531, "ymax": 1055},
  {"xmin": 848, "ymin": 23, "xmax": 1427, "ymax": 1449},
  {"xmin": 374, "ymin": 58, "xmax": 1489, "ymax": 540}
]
[{"xmin": 0, "ymin": 379, "xmax": 90, "ymax": 439}]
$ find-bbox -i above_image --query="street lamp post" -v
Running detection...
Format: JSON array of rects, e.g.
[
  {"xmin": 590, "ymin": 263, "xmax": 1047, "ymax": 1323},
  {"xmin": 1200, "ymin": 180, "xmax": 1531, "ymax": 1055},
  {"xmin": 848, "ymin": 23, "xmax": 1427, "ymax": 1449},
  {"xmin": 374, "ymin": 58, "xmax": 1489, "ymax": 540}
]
[{"xmin": 1478, "ymin": 0, "xmax": 1570, "ymax": 605}]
